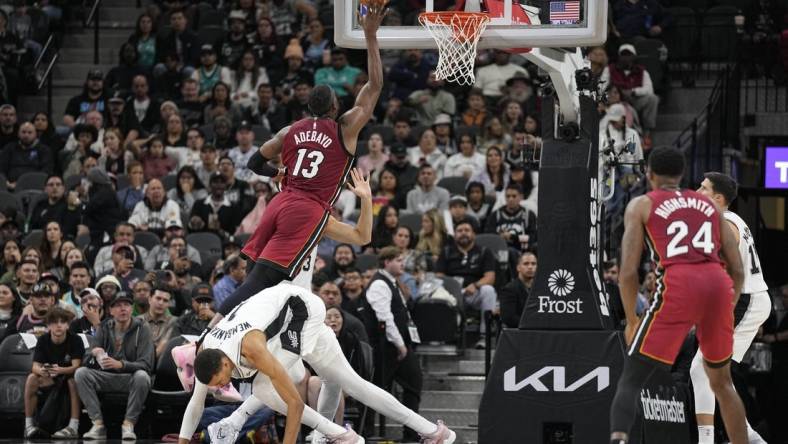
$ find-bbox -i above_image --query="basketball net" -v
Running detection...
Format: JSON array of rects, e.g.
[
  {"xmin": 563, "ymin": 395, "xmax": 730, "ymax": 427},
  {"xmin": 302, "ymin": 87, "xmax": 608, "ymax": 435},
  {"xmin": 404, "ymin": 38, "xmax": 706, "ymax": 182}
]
[{"xmin": 419, "ymin": 11, "xmax": 490, "ymax": 85}]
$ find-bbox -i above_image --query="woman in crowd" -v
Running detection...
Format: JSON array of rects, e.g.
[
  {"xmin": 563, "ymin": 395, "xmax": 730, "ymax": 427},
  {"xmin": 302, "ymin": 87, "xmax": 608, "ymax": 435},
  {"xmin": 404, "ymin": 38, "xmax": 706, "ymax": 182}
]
[
  {"xmin": 98, "ymin": 128, "xmax": 136, "ymax": 177},
  {"xmin": 0, "ymin": 239, "xmax": 21, "ymax": 283},
  {"xmin": 204, "ymin": 82, "xmax": 242, "ymax": 124},
  {"xmin": 128, "ymin": 13, "xmax": 157, "ymax": 70},
  {"xmin": 470, "ymin": 146, "xmax": 509, "ymax": 199},
  {"xmin": 236, "ymin": 180, "xmax": 275, "ymax": 236},
  {"xmin": 371, "ymin": 205, "xmax": 399, "ymax": 251},
  {"xmin": 306, "ymin": 305, "xmax": 366, "ymax": 426},
  {"xmin": 466, "ymin": 181, "xmax": 492, "ymax": 227},
  {"xmin": 249, "ymin": 17, "xmax": 285, "ymax": 74},
  {"xmin": 408, "ymin": 128, "xmax": 447, "ymax": 175},
  {"xmin": 480, "ymin": 117, "xmax": 512, "ymax": 152},
  {"xmin": 300, "ymin": 18, "xmax": 331, "ymax": 68},
  {"xmin": 38, "ymin": 221, "xmax": 64, "ymax": 271},
  {"xmin": 444, "ymin": 132, "xmax": 485, "ymax": 179},
  {"xmin": 31, "ymin": 112, "xmax": 63, "ymax": 152},
  {"xmin": 161, "ymin": 113, "xmax": 188, "ymax": 148},
  {"xmin": 230, "ymin": 49, "xmax": 270, "ymax": 109},
  {"xmin": 167, "ymin": 166, "xmax": 207, "ymax": 223},
  {"xmin": 357, "ymin": 132, "xmax": 388, "ymax": 176},
  {"xmin": 117, "ymin": 161, "xmax": 147, "ymax": 215},
  {"xmin": 22, "ymin": 246, "xmax": 43, "ymax": 273},
  {"xmin": 416, "ymin": 208, "xmax": 448, "ymax": 268},
  {"xmin": 209, "ymin": 116, "xmax": 236, "ymax": 151},
  {"xmin": 372, "ymin": 169, "xmax": 404, "ymax": 213},
  {"xmin": 49, "ymin": 240, "xmax": 79, "ymax": 282},
  {"xmin": 142, "ymin": 137, "xmax": 177, "ymax": 181},
  {"xmin": 600, "ymin": 84, "xmax": 641, "ymax": 132},
  {"xmin": 500, "ymin": 99, "xmax": 524, "ymax": 134},
  {"xmin": 0, "ymin": 282, "xmax": 22, "ymax": 332},
  {"xmin": 461, "ymin": 88, "xmax": 489, "ymax": 130},
  {"xmin": 394, "ymin": 225, "xmax": 427, "ymax": 296}
]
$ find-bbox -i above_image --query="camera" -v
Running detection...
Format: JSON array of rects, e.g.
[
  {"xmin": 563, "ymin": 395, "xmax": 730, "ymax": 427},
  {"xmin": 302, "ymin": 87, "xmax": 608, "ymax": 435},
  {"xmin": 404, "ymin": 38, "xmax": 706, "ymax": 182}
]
[{"xmin": 575, "ymin": 67, "xmax": 596, "ymax": 92}]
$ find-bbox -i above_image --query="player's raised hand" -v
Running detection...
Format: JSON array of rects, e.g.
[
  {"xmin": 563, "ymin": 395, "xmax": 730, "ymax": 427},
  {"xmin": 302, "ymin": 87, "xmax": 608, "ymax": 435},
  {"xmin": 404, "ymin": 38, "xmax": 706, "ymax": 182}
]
[
  {"xmin": 358, "ymin": 0, "xmax": 388, "ymax": 34},
  {"xmin": 347, "ymin": 168, "xmax": 371, "ymax": 200}
]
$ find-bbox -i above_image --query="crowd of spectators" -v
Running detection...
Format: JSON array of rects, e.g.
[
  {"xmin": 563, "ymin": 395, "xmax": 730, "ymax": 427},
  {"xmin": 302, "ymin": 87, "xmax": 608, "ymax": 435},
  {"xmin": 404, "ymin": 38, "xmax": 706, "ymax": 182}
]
[{"xmin": 0, "ymin": 0, "xmax": 787, "ymax": 441}]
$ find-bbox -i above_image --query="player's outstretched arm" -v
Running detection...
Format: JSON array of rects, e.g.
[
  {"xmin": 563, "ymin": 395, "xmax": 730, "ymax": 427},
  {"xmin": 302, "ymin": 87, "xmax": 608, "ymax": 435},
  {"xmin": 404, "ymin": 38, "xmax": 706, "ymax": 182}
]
[
  {"xmin": 324, "ymin": 168, "xmax": 372, "ymax": 245},
  {"xmin": 248, "ymin": 126, "xmax": 291, "ymax": 177},
  {"xmin": 339, "ymin": 4, "xmax": 386, "ymax": 144},
  {"xmin": 619, "ymin": 196, "xmax": 649, "ymax": 345},
  {"xmin": 178, "ymin": 379, "xmax": 209, "ymax": 444},
  {"xmin": 242, "ymin": 330, "xmax": 304, "ymax": 444},
  {"xmin": 718, "ymin": 210, "xmax": 744, "ymax": 306}
]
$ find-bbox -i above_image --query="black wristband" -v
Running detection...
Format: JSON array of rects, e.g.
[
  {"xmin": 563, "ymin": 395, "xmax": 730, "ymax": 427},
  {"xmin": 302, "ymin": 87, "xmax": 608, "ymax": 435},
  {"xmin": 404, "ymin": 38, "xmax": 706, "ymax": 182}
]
[{"xmin": 247, "ymin": 150, "xmax": 279, "ymax": 177}]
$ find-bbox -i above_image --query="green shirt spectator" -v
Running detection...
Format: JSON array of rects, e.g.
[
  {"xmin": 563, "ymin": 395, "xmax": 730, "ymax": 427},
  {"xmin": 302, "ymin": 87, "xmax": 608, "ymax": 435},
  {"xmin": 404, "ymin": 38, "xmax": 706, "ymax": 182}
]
[{"xmin": 314, "ymin": 48, "xmax": 362, "ymax": 97}]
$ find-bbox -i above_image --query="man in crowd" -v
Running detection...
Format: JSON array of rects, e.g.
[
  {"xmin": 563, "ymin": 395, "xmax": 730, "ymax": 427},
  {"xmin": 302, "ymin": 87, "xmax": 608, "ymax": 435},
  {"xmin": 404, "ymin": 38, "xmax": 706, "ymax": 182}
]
[
  {"xmin": 228, "ymin": 122, "xmax": 260, "ymax": 182},
  {"xmin": 155, "ymin": 8, "xmax": 198, "ymax": 71},
  {"xmin": 138, "ymin": 285, "xmax": 178, "ymax": 358},
  {"xmin": 29, "ymin": 175, "xmax": 79, "ymax": 236},
  {"xmin": 314, "ymin": 48, "xmax": 362, "ymax": 98},
  {"xmin": 177, "ymin": 79, "xmax": 205, "ymax": 126},
  {"xmin": 68, "ymin": 288, "xmax": 104, "ymax": 336},
  {"xmin": 128, "ymin": 178, "xmax": 182, "ymax": 235},
  {"xmin": 499, "ymin": 252, "xmax": 536, "ymax": 328},
  {"xmin": 63, "ymin": 69, "xmax": 107, "ymax": 128},
  {"xmin": 365, "ymin": 246, "xmax": 423, "ymax": 441},
  {"xmin": 612, "ymin": 0, "xmax": 671, "ymax": 39},
  {"xmin": 3, "ymin": 282, "xmax": 54, "ymax": 340},
  {"xmin": 317, "ymin": 280, "xmax": 369, "ymax": 343},
  {"xmin": 474, "ymin": 50, "xmax": 529, "ymax": 104},
  {"xmin": 24, "ymin": 307, "xmax": 84, "ymax": 439},
  {"xmin": 75, "ymin": 292, "xmax": 154, "ymax": 440},
  {"xmin": 385, "ymin": 143, "xmax": 419, "ymax": 196},
  {"xmin": 93, "ymin": 222, "xmax": 148, "ymax": 276},
  {"xmin": 131, "ymin": 280, "xmax": 152, "ymax": 316},
  {"xmin": 144, "ymin": 219, "xmax": 201, "ymax": 270},
  {"xmin": 245, "ymin": 84, "xmax": 288, "ymax": 133},
  {"xmin": 317, "ymin": 244, "xmax": 357, "ymax": 283},
  {"xmin": 15, "ymin": 259, "xmax": 40, "ymax": 303},
  {"xmin": 406, "ymin": 164, "xmax": 450, "ymax": 214},
  {"xmin": 101, "ymin": 244, "xmax": 146, "ymax": 295},
  {"xmin": 389, "ymin": 49, "xmax": 432, "ymax": 100},
  {"xmin": 195, "ymin": 144, "xmax": 219, "ymax": 187},
  {"xmin": 171, "ymin": 284, "xmax": 215, "ymax": 336},
  {"xmin": 0, "ymin": 121, "xmax": 54, "ymax": 190},
  {"xmin": 60, "ymin": 262, "xmax": 92, "ymax": 318},
  {"xmin": 0, "ymin": 104, "xmax": 18, "ymax": 147},
  {"xmin": 606, "ymin": 44, "xmax": 659, "ymax": 146},
  {"xmin": 484, "ymin": 183, "xmax": 537, "ymax": 253},
  {"xmin": 435, "ymin": 219, "xmax": 497, "ymax": 349},
  {"xmin": 407, "ymin": 72, "xmax": 456, "ymax": 127},
  {"xmin": 340, "ymin": 267, "xmax": 365, "ymax": 314},
  {"xmin": 212, "ymin": 255, "xmax": 246, "ymax": 308},
  {"xmin": 128, "ymin": 75, "xmax": 160, "ymax": 133}
]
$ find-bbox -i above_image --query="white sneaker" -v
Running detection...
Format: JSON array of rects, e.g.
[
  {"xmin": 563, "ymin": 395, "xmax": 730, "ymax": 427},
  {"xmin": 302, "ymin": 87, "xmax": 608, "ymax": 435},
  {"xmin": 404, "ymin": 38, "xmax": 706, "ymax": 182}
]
[
  {"xmin": 207, "ymin": 418, "xmax": 241, "ymax": 444},
  {"xmin": 307, "ymin": 430, "xmax": 327, "ymax": 443},
  {"xmin": 121, "ymin": 423, "xmax": 136, "ymax": 440},
  {"xmin": 327, "ymin": 425, "xmax": 364, "ymax": 444},
  {"xmin": 82, "ymin": 423, "xmax": 106, "ymax": 440},
  {"xmin": 24, "ymin": 426, "xmax": 47, "ymax": 439},
  {"xmin": 52, "ymin": 426, "xmax": 79, "ymax": 438},
  {"xmin": 420, "ymin": 420, "xmax": 456, "ymax": 444}
]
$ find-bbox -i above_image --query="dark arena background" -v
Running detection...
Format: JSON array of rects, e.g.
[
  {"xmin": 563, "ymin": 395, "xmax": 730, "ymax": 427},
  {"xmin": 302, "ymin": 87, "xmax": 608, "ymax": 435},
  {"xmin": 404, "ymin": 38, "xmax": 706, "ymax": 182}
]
[{"xmin": 0, "ymin": 0, "xmax": 787, "ymax": 443}]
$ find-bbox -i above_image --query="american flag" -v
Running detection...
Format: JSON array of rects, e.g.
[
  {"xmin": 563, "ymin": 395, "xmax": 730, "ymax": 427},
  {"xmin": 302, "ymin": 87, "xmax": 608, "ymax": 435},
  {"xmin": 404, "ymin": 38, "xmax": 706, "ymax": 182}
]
[{"xmin": 549, "ymin": 1, "xmax": 580, "ymax": 24}]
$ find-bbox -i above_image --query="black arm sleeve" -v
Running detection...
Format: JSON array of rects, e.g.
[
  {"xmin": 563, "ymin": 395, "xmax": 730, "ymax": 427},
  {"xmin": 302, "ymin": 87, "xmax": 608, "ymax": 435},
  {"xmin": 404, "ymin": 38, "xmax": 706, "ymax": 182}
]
[{"xmin": 247, "ymin": 150, "xmax": 280, "ymax": 177}]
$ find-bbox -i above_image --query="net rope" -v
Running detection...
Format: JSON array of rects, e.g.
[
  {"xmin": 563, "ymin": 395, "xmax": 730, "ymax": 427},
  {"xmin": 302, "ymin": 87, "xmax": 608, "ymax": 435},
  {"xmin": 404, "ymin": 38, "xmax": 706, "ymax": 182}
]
[{"xmin": 418, "ymin": 12, "xmax": 490, "ymax": 85}]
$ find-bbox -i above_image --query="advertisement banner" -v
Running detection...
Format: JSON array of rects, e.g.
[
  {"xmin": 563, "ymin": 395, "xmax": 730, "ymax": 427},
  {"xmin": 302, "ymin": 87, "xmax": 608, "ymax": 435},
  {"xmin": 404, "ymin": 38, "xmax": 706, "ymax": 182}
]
[
  {"xmin": 639, "ymin": 368, "xmax": 692, "ymax": 444},
  {"xmin": 764, "ymin": 146, "xmax": 788, "ymax": 189},
  {"xmin": 479, "ymin": 330, "xmax": 626, "ymax": 444}
]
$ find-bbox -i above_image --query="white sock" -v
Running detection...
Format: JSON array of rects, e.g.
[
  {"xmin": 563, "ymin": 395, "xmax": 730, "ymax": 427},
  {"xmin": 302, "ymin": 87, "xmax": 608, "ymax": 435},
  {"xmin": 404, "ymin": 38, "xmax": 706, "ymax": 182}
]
[
  {"xmin": 25, "ymin": 417, "xmax": 34, "ymax": 429},
  {"xmin": 69, "ymin": 418, "xmax": 79, "ymax": 430},
  {"xmin": 698, "ymin": 425, "xmax": 714, "ymax": 444}
]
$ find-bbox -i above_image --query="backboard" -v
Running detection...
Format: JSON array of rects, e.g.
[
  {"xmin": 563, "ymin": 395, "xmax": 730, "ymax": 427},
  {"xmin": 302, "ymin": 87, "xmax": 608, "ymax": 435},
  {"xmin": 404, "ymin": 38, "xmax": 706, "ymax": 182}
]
[{"xmin": 334, "ymin": 0, "xmax": 608, "ymax": 50}]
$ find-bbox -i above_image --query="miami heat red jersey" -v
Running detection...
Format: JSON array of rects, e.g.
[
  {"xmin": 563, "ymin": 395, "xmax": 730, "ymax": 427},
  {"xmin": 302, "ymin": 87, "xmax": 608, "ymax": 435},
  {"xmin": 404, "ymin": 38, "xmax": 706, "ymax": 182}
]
[
  {"xmin": 281, "ymin": 117, "xmax": 354, "ymax": 208},
  {"xmin": 645, "ymin": 189, "xmax": 723, "ymax": 268}
]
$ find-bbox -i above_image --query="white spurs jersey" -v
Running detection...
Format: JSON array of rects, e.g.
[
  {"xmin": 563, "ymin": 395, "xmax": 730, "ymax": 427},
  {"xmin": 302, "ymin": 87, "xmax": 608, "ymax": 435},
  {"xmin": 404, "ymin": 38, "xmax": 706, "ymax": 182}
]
[
  {"xmin": 725, "ymin": 211, "xmax": 768, "ymax": 294},
  {"xmin": 201, "ymin": 283, "xmax": 326, "ymax": 379}
]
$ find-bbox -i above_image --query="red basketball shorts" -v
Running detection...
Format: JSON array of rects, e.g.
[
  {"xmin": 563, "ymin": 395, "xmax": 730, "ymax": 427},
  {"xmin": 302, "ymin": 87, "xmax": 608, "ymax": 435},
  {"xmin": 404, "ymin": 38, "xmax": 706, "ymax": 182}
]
[
  {"xmin": 241, "ymin": 190, "xmax": 329, "ymax": 278},
  {"xmin": 629, "ymin": 262, "xmax": 735, "ymax": 366}
]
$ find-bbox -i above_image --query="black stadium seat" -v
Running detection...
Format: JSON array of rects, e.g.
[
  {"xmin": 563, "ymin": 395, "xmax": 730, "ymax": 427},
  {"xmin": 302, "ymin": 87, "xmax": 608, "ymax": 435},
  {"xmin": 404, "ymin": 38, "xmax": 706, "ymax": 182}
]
[{"xmin": 0, "ymin": 334, "xmax": 35, "ymax": 415}]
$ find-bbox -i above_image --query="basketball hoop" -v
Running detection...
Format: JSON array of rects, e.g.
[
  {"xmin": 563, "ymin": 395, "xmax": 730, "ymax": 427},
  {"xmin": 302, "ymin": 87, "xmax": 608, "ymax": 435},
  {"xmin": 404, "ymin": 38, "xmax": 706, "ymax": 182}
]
[{"xmin": 419, "ymin": 11, "xmax": 490, "ymax": 85}]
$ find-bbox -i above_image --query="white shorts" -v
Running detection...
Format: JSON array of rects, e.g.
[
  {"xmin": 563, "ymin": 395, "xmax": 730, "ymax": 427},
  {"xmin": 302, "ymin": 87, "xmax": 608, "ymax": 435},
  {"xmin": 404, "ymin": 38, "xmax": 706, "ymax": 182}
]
[{"xmin": 731, "ymin": 291, "xmax": 771, "ymax": 362}]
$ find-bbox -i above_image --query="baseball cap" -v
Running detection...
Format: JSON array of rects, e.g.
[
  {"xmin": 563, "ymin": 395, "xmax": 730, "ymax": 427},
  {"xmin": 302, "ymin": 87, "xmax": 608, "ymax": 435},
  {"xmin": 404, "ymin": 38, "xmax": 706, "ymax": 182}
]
[
  {"xmin": 112, "ymin": 244, "xmax": 136, "ymax": 262},
  {"xmin": 191, "ymin": 283, "xmax": 214, "ymax": 302},
  {"xmin": 108, "ymin": 90, "xmax": 125, "ymax": 103},
  {"xmin": 228, "ymin": 9, "xmax": 246, "ymax": 21},
  {"xmin": 449, "ymin": 195, "xmax": 468, "ymax": 206},
  {"xmin": 32, "ymin": 282, "xmax": 53, "ymax": 296},
  {"xmin": 618, "ymin": 44, "xmax": 637, "ymax": 56},
  {"xmin": 79, "ymin": 288, "xmax": 100, "ymax": 300},
  {"xmin": 86, "ymin": 68, "xmax": 104, "ymax": 80},
  {"xmin": 40, "ymin": 272, "xmax": 59, "ymax": 284},
  {"xmin": 165, "ymin": 219, "xmax": 183, "ymax": 230},
  {"xmin": 432, "ymin": 113, "xmax": 452, "ymax": 127},
  {"xmin": 237, "ymin": 120, "xmax": 253, "ymax": 132},
  {"xmin": 606, "ymin": 103, "xmax": 627, "ymax": 121},
  {"xmin": 87, "ymin": 167, "xmax": 111, "ymax": 185},
  {"xmin": 389, "ymin": 142, "xmax": 408, "ymax": 157},
  {"xmin": 200, "ymin": 44, "xmax": 216, "ymax": 54},
  {"xmin": 110, "ymin": 291, "xmax": 134, "ymax": 306},
  {"xmin": 506, "ymin": 71, "xmax": 532, "ymax": 87}
]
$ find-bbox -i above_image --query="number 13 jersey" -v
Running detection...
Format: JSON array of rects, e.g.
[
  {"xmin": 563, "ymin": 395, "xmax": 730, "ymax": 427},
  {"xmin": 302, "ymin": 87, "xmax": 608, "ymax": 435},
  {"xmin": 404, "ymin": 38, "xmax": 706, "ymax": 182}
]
[
  {"xmin": 724, "ymin": 211, "xmax": 768, "ymax": 294},
  {"xmin": 281, "ymin": 117, "xmax": 354, "ymax": 209},
  {"xmin": 645, "ymin": 189, "xmax": 723, "ymax": 268}
]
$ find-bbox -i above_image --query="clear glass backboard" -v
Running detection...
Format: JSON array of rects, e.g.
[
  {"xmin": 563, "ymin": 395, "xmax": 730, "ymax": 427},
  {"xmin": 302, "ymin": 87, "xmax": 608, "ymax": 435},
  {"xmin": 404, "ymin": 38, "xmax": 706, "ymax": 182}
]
[{"xmin": 334, "ymin": 0, "xmax": 608, "ymax": 49}]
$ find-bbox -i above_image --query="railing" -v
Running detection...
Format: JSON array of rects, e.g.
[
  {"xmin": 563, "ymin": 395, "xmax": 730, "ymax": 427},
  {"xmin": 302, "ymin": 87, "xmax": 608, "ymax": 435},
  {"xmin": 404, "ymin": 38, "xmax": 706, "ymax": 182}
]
[
  {"xmin": 672, "ymin": 64, "xmax": 741, "ymax": 185},
  {"xmin": 34, "ymin": 35, "xmax": 60, "ymax": 118},
  {"xmin": 85, "ymin": 0, "xmax": 101, "ymax": 65},
  {"xmin": 741, "ymin": 68, "xmax": 788, "ymax": 116}
]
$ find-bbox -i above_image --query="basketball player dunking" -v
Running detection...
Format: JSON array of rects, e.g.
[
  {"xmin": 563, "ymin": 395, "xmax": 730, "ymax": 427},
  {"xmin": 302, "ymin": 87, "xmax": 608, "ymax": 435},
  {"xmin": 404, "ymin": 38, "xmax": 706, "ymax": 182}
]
[
  {"xmin": 608, "ymin": 147, "xmax": 748, "ymax": 444},
  {"xmin": 690, "ymin": 172, "xmax": 770, "ymax": 444},
  {"xmin": 210, "ymin": 2, "xmax": 387, "ymax": 324}
]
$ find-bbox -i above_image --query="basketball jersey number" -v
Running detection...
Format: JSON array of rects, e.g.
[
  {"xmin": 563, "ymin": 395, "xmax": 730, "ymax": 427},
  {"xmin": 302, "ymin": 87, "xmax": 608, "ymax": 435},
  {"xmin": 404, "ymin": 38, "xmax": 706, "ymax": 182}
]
[
  {"xmin": 293, "ymin": 148, "xmax": 325, "ymax": 179},
  {"xmin": 747, "ymin": 245, "xmax": 762, "ymax": 275},
  {"xmin": 226, "ymin": 299, "xmax": 249, "ymax": 322},
  {"xmin": 666, "ymin": 220, "xmax": 714, "ymax": 258}
]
